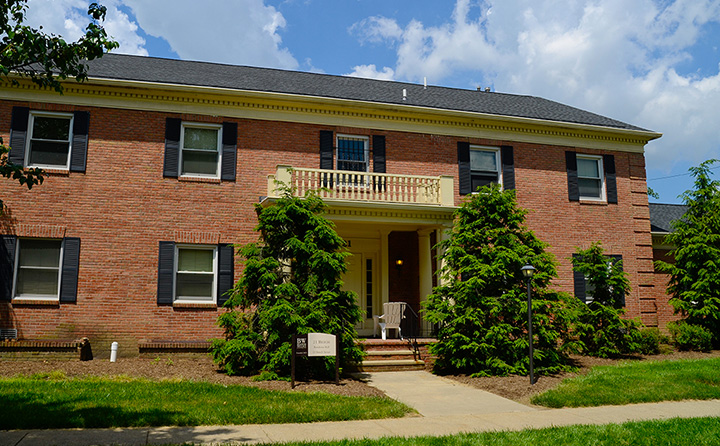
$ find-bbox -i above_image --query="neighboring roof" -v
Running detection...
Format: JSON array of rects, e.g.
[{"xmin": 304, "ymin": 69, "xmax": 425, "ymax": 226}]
[
  {"xmin": 649, "ymin": 203, "xmax": 688, "ymax": 233},
  {"xmin": 85, "ymin": 53, "xmax": 651, "ymax": 133}
]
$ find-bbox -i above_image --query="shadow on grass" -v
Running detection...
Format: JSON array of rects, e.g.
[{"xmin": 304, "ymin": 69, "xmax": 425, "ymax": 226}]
[{"xmin": 0, "ymin": 392, "xmax": 185, "ymax": 429}]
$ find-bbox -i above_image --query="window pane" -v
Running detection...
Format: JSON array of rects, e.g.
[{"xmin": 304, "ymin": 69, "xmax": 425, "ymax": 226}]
[
  {"xmin": 470, "ymin": 150, "xmax": 497, "ymax": 171},
  {"xmin": 471, "ymin": 173, "xmax": 498, "ymax": 191},
  {"xmin": 18, "ymin": 239, "xmax": 61, "ymax": 268},
  {"xmin": 579, "ymin": 178, "xmax": 602, "ymax": 198},
  {"xmin": 183, "ymin": 127, "xmax": 218, "ymax": 151},
  {"xmin": 16, "ymin": 269, "xmax": 59, "ymax": 295},
  {"xmin": 182, "ymin": 151, "xmax": 218, "ymax": 175},
  {"xmin": 176, "ymin": 273, "xmax": 213, "ymax": 299},
  {"xmin": 337, "ymin": 137, "xmax": 367, "ymax": 172},
  {"xmin": 33, "ymin": 116, "xmax": 70, "ymax": 140},
  {"xmin": 178, "ymin": 249, "xmax": 213, "ymax": 272},
  {"xmin": 577, "ymin": 158, "xmax": 600, "ymax": 178},
  {"xmin": 29, "ymin": 141, "xmax": 70, "ymax": 166}
]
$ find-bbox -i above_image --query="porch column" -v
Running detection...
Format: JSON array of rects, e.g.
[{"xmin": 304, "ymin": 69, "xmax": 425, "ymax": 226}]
[
  {"xmin": 437, "ymin": 226, "xmax": 452, "ymax": 286},
  {"xmin": 418, "ymin": 229, "xmax": 434, "ymax": 302},
  {"xmin": 380, "ymin": 229, "xmax": 390, "ymax": 308}
]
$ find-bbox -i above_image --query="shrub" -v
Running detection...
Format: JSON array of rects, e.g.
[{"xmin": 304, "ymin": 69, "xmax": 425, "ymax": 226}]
[
  {"xmin": 637, "ymin": 328, "xmax": 670, "ymax": 355},
  {"xmin": 211, "ymin": 190, "xmax": 363, "ymax": 378},
  {"xmin": 668, "ymin": 321, "xmax": 713, "ymax": 352},
  {"xmin": 572, "ymin": 243, "xmax": 642, "ymax": 358},
  {"xmin": 424, "ymin": 183, "xmax": 577, "ymax": 377}
]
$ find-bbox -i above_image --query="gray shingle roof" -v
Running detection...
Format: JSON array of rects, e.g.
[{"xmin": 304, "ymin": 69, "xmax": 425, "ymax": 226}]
[
  {"xmin": 649, "ymin": 203, "xmax": 688, "ymax": 233},
  {"xmin": 86, "ymin": 53, "xmax": 650, "ymax": 132}
]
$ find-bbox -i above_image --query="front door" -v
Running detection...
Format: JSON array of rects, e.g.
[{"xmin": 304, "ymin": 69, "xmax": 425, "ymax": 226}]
[{"xmin": 342, "ymin": 251, "xmax": 378, "ymax": 336}]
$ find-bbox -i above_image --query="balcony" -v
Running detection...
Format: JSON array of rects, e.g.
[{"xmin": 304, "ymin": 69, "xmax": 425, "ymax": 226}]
[{"xmin": 267, "ymin": 165, "xmax": 455, "ymax": 207}]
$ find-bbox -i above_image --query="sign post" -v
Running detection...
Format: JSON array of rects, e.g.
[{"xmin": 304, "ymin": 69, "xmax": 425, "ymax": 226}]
[{"xmin": 291, "ymin": 332, "xmax": 339, "ymax": 388}]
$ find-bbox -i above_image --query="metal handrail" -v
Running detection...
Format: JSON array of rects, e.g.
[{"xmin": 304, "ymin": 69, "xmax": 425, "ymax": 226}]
[{"xmin": 402, "ymin": 304, "xmax": 421, "ymax": 361}]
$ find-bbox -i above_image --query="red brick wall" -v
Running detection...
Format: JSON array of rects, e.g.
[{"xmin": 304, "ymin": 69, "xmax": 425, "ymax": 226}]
[
  {"xmin": 0, "ymin": 99, "xmax": 659, "ymax": 355},
  {"xmin": 652, "ymin": 248, "xmax": 680, "ymax": 330}
]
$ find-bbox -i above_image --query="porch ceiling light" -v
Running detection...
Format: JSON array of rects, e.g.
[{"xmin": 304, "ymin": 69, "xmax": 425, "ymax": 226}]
[
  {"xmin": 521, "ymin": 264, "xmax": 536, "ymax": 279},
  {"xmin": 395, "ymin": 259, "xmax": 404, "ymax": 267}
]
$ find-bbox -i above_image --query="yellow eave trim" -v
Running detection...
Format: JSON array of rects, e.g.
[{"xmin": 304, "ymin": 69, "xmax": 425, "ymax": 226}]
[{"xmin": 1, "ymin": 76, "xmax": 662, "ymax": 151}]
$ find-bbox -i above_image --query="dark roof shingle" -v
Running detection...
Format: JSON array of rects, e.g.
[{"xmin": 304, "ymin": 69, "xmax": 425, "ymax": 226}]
[
  {"xmin": 86, "ymin": 54, "xmax": 651, "ymax": 132},
  {"xmin": 649, "ymin": 203, "xmax": 688, "ymax": 233}
]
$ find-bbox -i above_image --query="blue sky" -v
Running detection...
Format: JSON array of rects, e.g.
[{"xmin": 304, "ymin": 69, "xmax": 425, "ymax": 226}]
[{"xmin": 24, "ymin": 0, "xmax": 720, "ymax": 204}]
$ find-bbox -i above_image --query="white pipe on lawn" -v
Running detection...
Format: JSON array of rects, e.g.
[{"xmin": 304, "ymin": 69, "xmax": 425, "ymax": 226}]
[{"xmin": 110, "ymin": 342, "xmax": 118, "ymax": 362}]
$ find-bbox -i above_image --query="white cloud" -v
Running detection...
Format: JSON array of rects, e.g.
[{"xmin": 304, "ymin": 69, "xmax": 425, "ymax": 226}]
[
  {"xmin": 25, "ymin": 0, "xmax": 148, "ymax": 56},
  {"xmin": 351, "ymin": 0, "xmax": 720, "ymax": 171},
  {"xmin": 345, "ymin": 64, "xmax": 395, "ymax": 80},
  {"xmin": 122, "ymin": 0, "xmax": 298, "ymax": 69}
]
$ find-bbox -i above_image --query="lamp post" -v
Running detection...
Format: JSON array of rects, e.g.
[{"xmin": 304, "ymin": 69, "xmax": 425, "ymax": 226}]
[{"xmin": 521, "ymin": 264, "xmax": 536, "ymax": 385}]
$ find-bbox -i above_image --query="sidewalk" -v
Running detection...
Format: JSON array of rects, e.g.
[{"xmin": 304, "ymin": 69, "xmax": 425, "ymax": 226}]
[{"xmin": 2, "ymin": 371, "xmax": 719, "ymax": 446}]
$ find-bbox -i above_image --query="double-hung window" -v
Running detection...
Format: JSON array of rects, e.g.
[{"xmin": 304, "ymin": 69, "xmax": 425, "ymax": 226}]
[
  {"xmin": 577, "ymin": 155, "xmax": 604, "ymax": 200},
  {"xmin": 175, "ymin": 245, "xmax": 217, "ymax": 303},
  {"xmin": 336, "ymin": 136, "xmax": 369, "ymax": 172},
  {"xmin": 470, "ymin": 146, "xmax": 501, "ymax": 192},
  {"xmin": 26, "ymin": 112, "xmax": 73, "ymax": 169},
  {"xmin": 180, "ymin": 123, "xmax": 222, "ymax": 178},
  {"xmin": 13, "ymin": 239, "xmax": 63, "ymax": 300}
]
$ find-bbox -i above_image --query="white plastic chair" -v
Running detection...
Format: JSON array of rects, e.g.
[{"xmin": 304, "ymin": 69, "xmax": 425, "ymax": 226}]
[{"xmin": 373, "ymin": 302, "xmax": 407, "ymax": 340}]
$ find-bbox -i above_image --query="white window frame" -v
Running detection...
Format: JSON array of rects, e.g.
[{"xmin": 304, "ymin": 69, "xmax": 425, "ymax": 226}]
[
  {"xmin": 335, "ymin": 134, "xmax": 369, "ymax": 173},
  {"xmin": 179, "ymin": 122, "xmax": 222, "ymax": 179},
  {"xmin": 577, "ymin": 154, "xmax": 605, "ymax": 201},
  {"xmin": 25, "ymin": 111, "xmax": 74, "ymax": 170},
  {"xmin": 469, "ymin": 145, "xmax": 502, "ymax": 193},
  {"xmin": 173, "ymin": 244, "xmax": 218, "ymax": 304},
  {"xmin": 12, "ymin": 238, "xmax": 64, "ymax": 301}
]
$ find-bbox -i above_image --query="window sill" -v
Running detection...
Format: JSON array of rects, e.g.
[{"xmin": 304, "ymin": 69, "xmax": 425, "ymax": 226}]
[
  {"xmin": 40, "ymin": 169, "xmax": 70, "ymax": 176},
  {"xmin": 579, "ymin": 199, "xmax": 607, "ymax": 206},
  {"xmin": 12, "ymin": 298, "xmax": 60, "ymax": 306},
  {"xmin": 178, "ymin": 176, "xmax": 222, "ymax": 184},
  {"xmin": 172, "ymin": 302, "xmax": 217, "ymax": 309}
]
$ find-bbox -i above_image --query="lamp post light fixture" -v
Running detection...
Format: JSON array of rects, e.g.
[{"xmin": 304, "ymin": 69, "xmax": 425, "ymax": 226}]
[{"xmin": 521, "ymin": 264, "xmax": 536, "ymax": 385}]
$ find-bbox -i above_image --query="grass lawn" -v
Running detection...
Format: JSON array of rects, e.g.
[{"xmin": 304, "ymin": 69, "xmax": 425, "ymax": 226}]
[
  {"xmin": 0, "ymin": 372, "xmax": 412, "ymax": 429},
  {"xmin": 532, "ymin": 357, "xmax": 720, "ymax": 408},
  {"xmin": 263, "ymin": 417, "xmax": 720, "ymax": 446}
]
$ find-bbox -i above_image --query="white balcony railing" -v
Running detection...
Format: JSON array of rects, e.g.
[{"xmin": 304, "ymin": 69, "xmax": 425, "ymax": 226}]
[{"xmin": 268, "ymin": 165, "xmax": 454, "ymax": 206}]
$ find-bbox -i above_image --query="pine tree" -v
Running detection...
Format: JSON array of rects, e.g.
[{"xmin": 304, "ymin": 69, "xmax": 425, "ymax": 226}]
[
  {"xmin": 211, "ymin": 189, "xmax": 363, "ymax": 378},
  {"xmin": 424, "ymin": 184, "xmax": 577, "ymax": 377},
  {"xmin": 656, "ymin": 160, "xmax": 720, "ymax": 347}
]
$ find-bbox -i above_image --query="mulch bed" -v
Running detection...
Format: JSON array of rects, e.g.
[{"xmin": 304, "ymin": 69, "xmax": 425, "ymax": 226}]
[
  {"xmin": 444, "ymin": 350, "xmax": 720, "ymax": 405},
  {"xmin": 1, "ymin": 350, "xmax": 718, "ymax": 404}
]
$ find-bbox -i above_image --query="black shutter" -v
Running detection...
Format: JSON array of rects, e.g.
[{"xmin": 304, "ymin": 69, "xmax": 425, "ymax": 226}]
[
  {"xmin": 163, "ymin": 118, "xmax": 181, "ymax": 178},
  {"xmin": 221, "ymin": 122, "xmax": 237, "ymax": 181},
  {"xmin": 572, "ymin": 253, "xmax": 587, "ymax": 303},
  {"xmin": 566, "ymin": 151, "xmax": 579, "ymax": 201},
  {"xmin": 610, "ymin": 254, "xmax": 625, "ymax": 307},
  {"xmin": 319, "ymin": 130, "xmax": 334, "ymax": 169},
  {"xmin": 9, "ymin": 107, "xmax": 29, "ymax": 165},
  {"xmin": 501, "ymin": 145, "xmax": 515, "ymax": 190},
  {"xmin": 319, "ymin": 130, "xmax": 334, "ymax": 187},
  {"xmin": 59, "ymin": 237, "xmax": 80, "ymax": 303},
  {"xmin": 217, "ymin": 244, "xmax": 234, "ymax": 306},
  {"xmin": 70, "ymin": 111, "xmax": 90, "ymax": 172},
  {"xmin": 0, "ymin": 235, "xmax": 17, "ymax": 301},
  {"xmin": 372, "ymin": 135, "xmax": 386, "ymax": 173},
  {"xmin": 604, "ymin": 154, "xmax": 617, "ymax": 204},
  {"xmin": 458, "ymin": 142, "xmax": 471, "ymax": 195},
  {"xmin": 157, "ymin": 241, "xmax": 175, "ymax": 305}
]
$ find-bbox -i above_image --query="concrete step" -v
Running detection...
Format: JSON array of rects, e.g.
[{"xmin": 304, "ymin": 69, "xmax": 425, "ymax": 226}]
[
  {"xmin": 364, "ymin": 350, "xmax": 417, "ymax": 361},
  {"xmin": 357, "ymin": 359, "xmax": 426, "ymax": 372}
]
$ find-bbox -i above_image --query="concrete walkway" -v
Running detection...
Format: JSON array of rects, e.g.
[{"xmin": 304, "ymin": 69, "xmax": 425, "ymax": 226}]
[{"xmin": 2, "ymin": 371, "xmax": 720, "ymax": 446}]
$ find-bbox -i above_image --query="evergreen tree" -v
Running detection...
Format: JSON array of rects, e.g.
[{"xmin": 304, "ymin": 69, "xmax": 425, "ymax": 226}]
[
  {"xmin": 572, "ymin": 242, "xmax": 642, "ymax": 357},
  {"xmin": 424, "ymin": 184, "xmax": 577, "ymax": 377},
  {"xmin": 656, "ymin": 160, "xmax": 720, "ymax": 347},
  {"xmin": 211, "ymin": 189, "xmax": 363, "ymax": 378}
]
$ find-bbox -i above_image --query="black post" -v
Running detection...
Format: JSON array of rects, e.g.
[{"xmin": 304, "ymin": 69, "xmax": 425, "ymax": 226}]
[
  {"xmin": 527, "ymin": 278, "xmax": 534, "ymax": 385},
  {"xmin": 291, "ymin": 334, "xmax": 296, "ymax": 389},
  {"xmin": 335, "ymin": 332, "xmax": 340, "ymax": 386}
]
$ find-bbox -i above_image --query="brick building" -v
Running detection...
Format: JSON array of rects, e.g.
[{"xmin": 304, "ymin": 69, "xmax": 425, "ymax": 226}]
[{"xmin": 0, "ymin": 54, "xmax": 663, "ymax": 355}]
